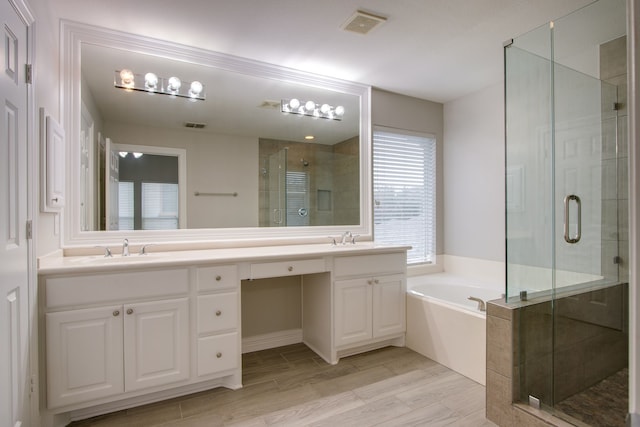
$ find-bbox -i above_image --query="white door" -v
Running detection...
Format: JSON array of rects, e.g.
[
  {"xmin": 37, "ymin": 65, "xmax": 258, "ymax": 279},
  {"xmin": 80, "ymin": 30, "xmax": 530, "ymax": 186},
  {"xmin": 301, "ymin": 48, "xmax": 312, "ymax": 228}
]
[
  {"xmin": 104, "ymin": 137, "xmax": 119, "ymax": 230},
  {"xmin": 45, "ymin": 306, "xmax": 125, "ymax": 408},
  {"xmin": 334, "ymin": 278, "xmax": 372, "ymax": 347},
  {"xmin": 0, "ymin": 1, "xmax": 30, "ymax": 426},
  {"xmin": 124, "ymin": 298, "xmax": 189, "ymax": 391},
  {"xmin": 372, "ymin": 274, "xmax": 406, "ymax": 338}
]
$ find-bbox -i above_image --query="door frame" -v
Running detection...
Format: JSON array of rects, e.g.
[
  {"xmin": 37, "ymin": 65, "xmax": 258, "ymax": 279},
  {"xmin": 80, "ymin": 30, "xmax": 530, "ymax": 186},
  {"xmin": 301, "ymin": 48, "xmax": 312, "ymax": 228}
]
[{"xmin": 9, "ymin": 0, "xmax": 37, "ymax": 423}]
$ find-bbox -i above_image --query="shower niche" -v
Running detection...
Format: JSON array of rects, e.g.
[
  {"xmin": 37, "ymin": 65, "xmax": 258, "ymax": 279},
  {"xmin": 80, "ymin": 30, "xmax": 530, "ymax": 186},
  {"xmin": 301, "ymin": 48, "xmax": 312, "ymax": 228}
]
[{"xmin": 503, "ymin": 0, "xmax": 629, "ymax": 425}]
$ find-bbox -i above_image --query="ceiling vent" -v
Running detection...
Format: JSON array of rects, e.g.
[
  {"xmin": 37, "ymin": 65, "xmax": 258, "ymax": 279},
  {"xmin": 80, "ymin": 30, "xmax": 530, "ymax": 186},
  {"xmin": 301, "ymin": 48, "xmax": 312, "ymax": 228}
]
[
  {"xmin": 259, "ymin": 100, "xmax": 281, "ymax": 109},
  {"xmin": 342, "ymin": 10, "xmax": 387, "ymax": 35},
  {"xmin": 184, "ymin": 122, "xmax": 206, "ymax": 129}
]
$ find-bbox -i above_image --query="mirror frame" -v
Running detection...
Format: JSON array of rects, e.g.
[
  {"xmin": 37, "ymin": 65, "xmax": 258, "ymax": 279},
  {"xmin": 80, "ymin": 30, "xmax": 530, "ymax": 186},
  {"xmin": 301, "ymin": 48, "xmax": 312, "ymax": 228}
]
[{"xmin": 61, "ymin": 20, "xmax": 372, "ymax": 248}]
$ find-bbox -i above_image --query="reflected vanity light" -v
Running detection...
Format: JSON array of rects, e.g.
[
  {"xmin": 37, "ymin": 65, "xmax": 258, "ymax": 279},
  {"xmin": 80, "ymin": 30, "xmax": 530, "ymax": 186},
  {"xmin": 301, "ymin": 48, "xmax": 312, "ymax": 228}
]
[
  {"xmin": 115, "ymin": 69, "xmax": 205, "ymax": 101},
  {"xmin": 118, "ymin": 151, "xmax": 144, "ymax": 159},
  {"xmin": 281, "ymin": 98, "xmax": 344, "ymax": 121}
]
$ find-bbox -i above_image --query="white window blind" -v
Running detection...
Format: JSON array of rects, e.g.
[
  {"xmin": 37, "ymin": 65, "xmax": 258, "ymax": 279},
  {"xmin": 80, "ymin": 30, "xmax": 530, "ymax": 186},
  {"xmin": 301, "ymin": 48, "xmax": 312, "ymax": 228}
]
[
  {"xmin": 373, "ymin": 128, "xmax": 436, "ymax": 264},
  {"xmin": 142, "ymin": 182, "xmax": 179, "ymax": 230},
  {"xmin": 118, "ymin": 181, "xmax": 134, "ymax": 230}
]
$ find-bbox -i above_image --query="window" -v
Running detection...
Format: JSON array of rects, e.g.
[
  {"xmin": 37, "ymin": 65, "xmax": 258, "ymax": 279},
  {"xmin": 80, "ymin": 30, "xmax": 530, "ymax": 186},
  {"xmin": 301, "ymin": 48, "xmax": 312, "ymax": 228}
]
[
  {"xmin": 373, "ymin": 128, "xmax": 436, "ymax": 264},
  {"xmin": 142, "ymin": 182, "xmax": 179, "ymax": 230},
  {"xmin": 118, "ymin": 181, "xmax": 134, "ymax": 230}
]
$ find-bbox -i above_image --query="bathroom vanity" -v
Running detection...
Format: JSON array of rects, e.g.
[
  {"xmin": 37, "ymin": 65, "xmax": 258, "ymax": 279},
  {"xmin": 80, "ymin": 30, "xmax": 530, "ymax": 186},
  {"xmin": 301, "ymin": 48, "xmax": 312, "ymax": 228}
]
[{"xmin": 38, "ymin": 243, "xmax": 408, "ymax": 418}]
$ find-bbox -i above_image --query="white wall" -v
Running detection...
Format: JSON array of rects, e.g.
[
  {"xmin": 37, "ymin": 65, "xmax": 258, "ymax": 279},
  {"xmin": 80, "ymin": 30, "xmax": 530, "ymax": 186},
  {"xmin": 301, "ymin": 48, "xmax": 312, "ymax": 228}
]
[
  {"xmin": 443, "ymin": 83, "xmax": 505, "ymax": 262},
  {"xmin": 104, "ymin": 123, "xmax": 259, "ymax": 228}
]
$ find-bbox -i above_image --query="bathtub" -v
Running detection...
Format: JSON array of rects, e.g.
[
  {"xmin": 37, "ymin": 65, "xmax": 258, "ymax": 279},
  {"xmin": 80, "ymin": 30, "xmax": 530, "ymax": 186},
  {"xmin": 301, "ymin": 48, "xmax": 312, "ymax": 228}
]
[{"xmin": 406, "ymin": 273, "xmax": 503, "ymax": 385}]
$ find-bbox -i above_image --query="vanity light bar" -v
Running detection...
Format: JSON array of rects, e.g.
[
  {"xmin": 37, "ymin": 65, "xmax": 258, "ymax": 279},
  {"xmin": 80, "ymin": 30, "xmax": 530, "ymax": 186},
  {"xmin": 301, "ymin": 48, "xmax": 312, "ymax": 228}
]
[
  {"xmin": 114, "ymin": 69, "xmax": 206, "ymax": 101},
  {"xmin": 281, "ymin": 98, "xmax": 344, "ymax": 121}
]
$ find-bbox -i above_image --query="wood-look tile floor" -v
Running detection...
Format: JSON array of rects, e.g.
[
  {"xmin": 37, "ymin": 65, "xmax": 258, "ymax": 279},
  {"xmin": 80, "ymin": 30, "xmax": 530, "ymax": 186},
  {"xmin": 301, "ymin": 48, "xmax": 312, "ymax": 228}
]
[{"xmin": 69, "ymin": 344, "xmax": 496, "ymax": 426}]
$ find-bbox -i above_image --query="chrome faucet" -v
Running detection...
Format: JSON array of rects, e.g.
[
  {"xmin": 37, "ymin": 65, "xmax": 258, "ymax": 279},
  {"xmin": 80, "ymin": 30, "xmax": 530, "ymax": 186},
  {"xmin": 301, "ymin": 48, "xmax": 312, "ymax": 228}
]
[
  {"xmin": 122, "ymin": 238, "xmax": 130, "ymax": 256},
  {"xmin": 468, "ymin": 296, "xmax": 486, "ymax": 312},
  {"xmin": 340, "ymin": 231, "xmax": 352, "ymax": 245}
]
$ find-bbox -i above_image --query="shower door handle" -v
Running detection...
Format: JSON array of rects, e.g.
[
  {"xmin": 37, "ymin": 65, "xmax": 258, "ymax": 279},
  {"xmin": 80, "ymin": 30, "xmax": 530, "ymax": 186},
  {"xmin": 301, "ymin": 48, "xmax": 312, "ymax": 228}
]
[{"xmin": 563, "ymin": 194, "xmax": 581, "ymax": 244}]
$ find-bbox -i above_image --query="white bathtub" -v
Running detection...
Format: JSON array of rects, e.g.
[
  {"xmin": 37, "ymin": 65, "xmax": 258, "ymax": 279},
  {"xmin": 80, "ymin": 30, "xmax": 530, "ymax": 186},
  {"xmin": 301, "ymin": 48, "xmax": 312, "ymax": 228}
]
[{"xmin": 406, "ymin": 273, "xmax": 503, "ymax": 385}]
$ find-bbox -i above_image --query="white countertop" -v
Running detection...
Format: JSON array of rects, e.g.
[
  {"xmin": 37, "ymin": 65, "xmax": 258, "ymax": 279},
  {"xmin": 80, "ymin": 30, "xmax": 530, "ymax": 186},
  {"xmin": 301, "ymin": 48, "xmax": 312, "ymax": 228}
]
[{"xmin": 38, "ymin": 242, "xmax": 411, "ymax": 275}]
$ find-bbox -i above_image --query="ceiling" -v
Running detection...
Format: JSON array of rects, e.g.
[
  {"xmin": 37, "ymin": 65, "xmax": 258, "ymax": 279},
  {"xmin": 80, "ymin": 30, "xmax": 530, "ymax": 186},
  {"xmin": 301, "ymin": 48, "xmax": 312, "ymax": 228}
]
[{"xmin": 52, "ymin": 0, "xmax": 600, "ymax": 104}]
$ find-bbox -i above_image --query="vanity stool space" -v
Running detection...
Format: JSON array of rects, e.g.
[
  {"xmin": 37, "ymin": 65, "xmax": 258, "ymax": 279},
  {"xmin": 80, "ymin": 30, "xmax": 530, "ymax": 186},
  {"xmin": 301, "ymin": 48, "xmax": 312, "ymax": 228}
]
[{"xmin": 38, "ymin": 243, "xmax": 408, "ymax": 421}]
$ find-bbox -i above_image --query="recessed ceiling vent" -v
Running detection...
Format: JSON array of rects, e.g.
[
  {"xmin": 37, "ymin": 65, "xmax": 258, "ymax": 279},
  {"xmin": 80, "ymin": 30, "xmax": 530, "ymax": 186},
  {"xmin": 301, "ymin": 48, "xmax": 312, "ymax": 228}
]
[
  {"xmin": 259, "ymin": 100, "xmax": 281, "ymax": 109},
  {"xmin": 184, "ymin": 122, "xmax": 206, "ymax": 129},
  {"xmin": 342, "ymin": 10, "xmax": 387, "ymax": 35}
]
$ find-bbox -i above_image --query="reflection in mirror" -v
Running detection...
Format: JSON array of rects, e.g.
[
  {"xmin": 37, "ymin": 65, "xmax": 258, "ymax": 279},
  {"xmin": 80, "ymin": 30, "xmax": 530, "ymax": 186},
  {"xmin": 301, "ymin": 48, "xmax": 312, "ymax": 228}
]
[{"xmin": 63, "ymin": 22, "xmax": 371, "ymax": 246}]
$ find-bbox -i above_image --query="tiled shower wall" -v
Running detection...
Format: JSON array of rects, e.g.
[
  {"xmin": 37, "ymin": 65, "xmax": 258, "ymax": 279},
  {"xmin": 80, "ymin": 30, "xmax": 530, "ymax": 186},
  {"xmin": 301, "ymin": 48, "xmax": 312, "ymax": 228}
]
[{"xmin": 258, "ymin": 137, "xmax": 359, "ymax": 227}]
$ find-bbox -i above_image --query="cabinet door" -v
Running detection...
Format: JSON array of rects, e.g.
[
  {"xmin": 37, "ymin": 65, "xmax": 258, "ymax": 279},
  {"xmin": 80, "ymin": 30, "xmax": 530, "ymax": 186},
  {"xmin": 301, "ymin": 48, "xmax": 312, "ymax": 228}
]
[
  {"xmin": 334, "ymin": 278, "xmax": 372, "ymax": 347},
  {"xmin": 46, "ymin": 306, "xmax": 124, "ymax": 408},
  {"xmin": 124, "ymin": 298, "xmax": 189, "ymax": 392},
  {"xmin": 373, "ymin": 274, "xmax": 406, "ymax": 338}
]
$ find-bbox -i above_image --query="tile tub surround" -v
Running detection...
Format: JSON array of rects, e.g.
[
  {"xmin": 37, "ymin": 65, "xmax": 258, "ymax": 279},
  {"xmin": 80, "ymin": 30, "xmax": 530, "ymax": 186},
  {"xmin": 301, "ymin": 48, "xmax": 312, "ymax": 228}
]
[{"xmin": 67, "ymin": 345, "xmax": 496, "ymax": 426}]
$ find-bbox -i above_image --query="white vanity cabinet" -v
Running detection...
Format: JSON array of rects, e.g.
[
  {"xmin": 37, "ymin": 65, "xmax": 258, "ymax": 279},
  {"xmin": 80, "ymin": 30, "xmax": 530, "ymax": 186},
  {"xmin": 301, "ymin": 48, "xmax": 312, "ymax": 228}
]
[
  {"xmin": 195, "ymin": 265, "xmax": 240, "ymax": 378},
  {"xmin": 43, "ymin": 268, "xmax": 192, "ymax": 409},
  {"xmin": 333, "ymin": 253, "xmax": 406, "ymax": 351}
]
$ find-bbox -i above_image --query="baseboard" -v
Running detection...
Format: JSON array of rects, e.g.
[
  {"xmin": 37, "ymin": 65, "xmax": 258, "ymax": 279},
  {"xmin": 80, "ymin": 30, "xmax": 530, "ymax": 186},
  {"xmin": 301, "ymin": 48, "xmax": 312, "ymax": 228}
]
[{"xmin": 242, "ymin": 329, "xmax": 303, "ymax": 353}]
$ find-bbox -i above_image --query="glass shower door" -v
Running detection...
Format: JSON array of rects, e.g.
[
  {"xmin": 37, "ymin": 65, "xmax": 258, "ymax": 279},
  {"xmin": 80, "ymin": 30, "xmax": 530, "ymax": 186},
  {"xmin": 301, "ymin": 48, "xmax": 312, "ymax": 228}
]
[{"xmin": 268, "ymin": 148, "xmax": 287, "ymax": 227}]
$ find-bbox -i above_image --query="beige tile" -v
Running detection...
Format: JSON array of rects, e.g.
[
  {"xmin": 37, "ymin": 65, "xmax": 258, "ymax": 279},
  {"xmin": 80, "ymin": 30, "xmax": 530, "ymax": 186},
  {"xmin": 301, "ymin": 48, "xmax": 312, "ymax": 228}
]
[
  {"xmin": 487, "ymin": 301, "xmax": 514, "ymax": 321},
  {"xmin": 310, "ymin": 364, "xmax": 397, "ymax": 397},
  {"xmin": 374, "ymin": 401, "xmax": 458, "ymax": 427},
  {"xmin": 395, "ymin": 370, "xmax": 473, "ymax": 409},
  {"xmin": 353, "ymin": 369, "xmax": 429, "ymax": 401},
  {"xmin": 487, "ymin": 315, "xmax": 512, "ymax": 378},
  {"xmin": 262, "ymin": 391, "xmax": 364, "ymax": 426},
  {"xmin": 439, "ymin": 381, "xmax": 486, "ymax": 417}
]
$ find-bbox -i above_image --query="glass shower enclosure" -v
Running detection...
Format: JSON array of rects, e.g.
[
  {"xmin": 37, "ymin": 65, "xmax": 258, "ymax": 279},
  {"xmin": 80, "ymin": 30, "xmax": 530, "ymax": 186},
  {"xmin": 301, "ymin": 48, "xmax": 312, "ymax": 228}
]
[{"xmin": 505, "ymin": 0, "xmax": 628, "ymax": 423}]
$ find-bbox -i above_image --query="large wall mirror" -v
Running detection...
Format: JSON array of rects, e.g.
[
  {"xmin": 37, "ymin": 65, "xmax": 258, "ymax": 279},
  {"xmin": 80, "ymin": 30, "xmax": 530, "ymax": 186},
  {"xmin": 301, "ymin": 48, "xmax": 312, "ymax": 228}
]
[{"xmin": 62, "ymin": 21, "xmax": 372, "ymax": 247}]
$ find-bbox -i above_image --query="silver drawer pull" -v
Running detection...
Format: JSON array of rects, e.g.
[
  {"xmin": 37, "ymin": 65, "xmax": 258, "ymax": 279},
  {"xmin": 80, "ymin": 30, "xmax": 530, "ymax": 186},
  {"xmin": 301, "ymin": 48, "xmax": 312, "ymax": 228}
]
[
  {"xmin": 216, "ymin": 310, "xmax": 222, "ymax": 316},
  {"xmin": 215, "ymin": 275, "xmax": 222, "ymax": 281},
  {"xmin": 113, "ymin": 310, "xmax": 120, "ymax": 317},
  {"xmin": 216, "ymin": 352, "xmax": 222, "ymax": 358},
  {"xmin": 288, "ymin": 266, "xmax": 293, "ymax": 272},
  {"xmin": 367, "ymin": 279, "xmax": 373, "ymax": 285},
  {"xmin": 374, "ymin": 279, "xmax": 379, "ymax": 284},
  {"xmin": 126, "ymin": 308, "xmax": 134, "ymax": 315}
]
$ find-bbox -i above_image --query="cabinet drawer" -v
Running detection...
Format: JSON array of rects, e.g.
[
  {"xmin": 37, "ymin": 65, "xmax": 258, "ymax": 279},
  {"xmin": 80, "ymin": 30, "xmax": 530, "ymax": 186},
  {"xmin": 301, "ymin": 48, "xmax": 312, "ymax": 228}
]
[
  {"xmin": 334, "ymin": 253, "xmax": 406, "ymax": 278},
  {"xmin": 197, "ymin": 292, "xmax": 238, "ymax": 334},
  {"xmin": 46, "ymin": 269, "xmax": 189, "ymax": 309},
  {"xmin": 197, "ymin": 265, "xmax": 238, "ymax": 291},
  {"xmin": 197, "ymin": 332, "xmax": 239, "ymax": 377},
  {"xmin": 250, "ymin": 258, "xmax": 326, "ymax": 279}
]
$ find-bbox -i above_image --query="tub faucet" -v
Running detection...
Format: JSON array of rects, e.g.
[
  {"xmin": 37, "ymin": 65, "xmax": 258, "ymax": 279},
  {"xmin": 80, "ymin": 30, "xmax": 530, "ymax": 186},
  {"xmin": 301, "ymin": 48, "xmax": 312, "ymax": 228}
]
[
  {"xmin": 122, "ymin": 238, "xmax": 130, "ymax": 256},
  {"xmin": 468, "ymin": 296, "xmax": 486, "ymax": 312}
]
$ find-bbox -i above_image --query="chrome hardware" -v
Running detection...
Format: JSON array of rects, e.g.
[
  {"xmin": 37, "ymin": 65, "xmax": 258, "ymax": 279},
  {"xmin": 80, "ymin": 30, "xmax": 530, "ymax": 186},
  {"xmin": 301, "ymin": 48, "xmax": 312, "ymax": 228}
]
[
  {"xmin": 272, "ymin": 209, "xmax": 283, "ymax": 225},
  {"xmin": 113, "ymin": 310, "xmax": 120, "ymax": 317},
  {"xmin": 350, "ymin": 234, "xmax": 360, "ymax": 244},
  {"xmin": 95, "ymin": 246, "xmax": 112, "ymax": 257},
  {"xmin": 519, "ymin": 290, "xmax": 528, "ymax": 301},
  {"xmin": 367, "ymin": 279, "xmax": 373, "ymax": 285},
  {"xmin": 563, "ymin": 194, "xmax": 582, "ymax": 244},
  {"xmin": 613, "ymin": 255, "xmax": 622, "ymax": 264},
  {"xmin": 139, "ymin": 244, "xmax": 156, "ymax": 255},
  {"xmin": 374, "ymin": 279, "xmax": 379, "ymax": 284},
  {"xmin": 126, "ymin": 308, "xmax": 134, "ymax": 315},
  {"xmin": 215, "ymin": 275, "xmax": 222, "ymax": 281},
  {"xmin": 328, "ymin": 236, "xmax": 337, "ymax": 246},
  {"xmin": 288, "ymin": 266, "xmax": 293, "ymax": 272},
  {"xmin": 122, "ymin": 238, "xmax": 130, "ymax": 256},
  {"xmin": 216, "ymin": 352, "xmax": 222, "ymax": 358},
  {"xmin": 340, "ymin": 231, "xmax": 352, "ymax": 245},
  {"xmin": 467, "ymin": 296, "xmax": 486, "ymax": 312},
  {"xmin": 216, "ymin": 310, "xmax": 222, "ymax": 316}
]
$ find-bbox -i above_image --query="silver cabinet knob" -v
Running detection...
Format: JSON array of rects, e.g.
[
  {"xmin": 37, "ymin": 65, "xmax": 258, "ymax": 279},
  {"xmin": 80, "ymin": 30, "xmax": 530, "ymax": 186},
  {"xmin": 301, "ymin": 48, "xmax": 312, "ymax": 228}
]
[
  {"xmin": 288, "ymin": 266, "xmax": 293, "ymax": 272},
  {"xmin": 113, "ymin": 310, "xmax": 120, "ymax": 317},
  {"xmin": 374, "ymin": 279, "xmax": 379, "ymax": 284},
  {"xmin": 216, "ymin": 310, "xmax": 222, "ymax": 316},
  {"xmin": 216, "ymin": 352, "xmax": 222, "ymax": 358},
  {"xmin": 367, "ymin": 279, "xmax": 373, "ymax": 285},
  {"xmin": 126, "ymin": 308, "xmax": 134, "ymax": 315},
  {"xmin": 215, "ymin": 275, "xmax": 222, "ymax": 281}
]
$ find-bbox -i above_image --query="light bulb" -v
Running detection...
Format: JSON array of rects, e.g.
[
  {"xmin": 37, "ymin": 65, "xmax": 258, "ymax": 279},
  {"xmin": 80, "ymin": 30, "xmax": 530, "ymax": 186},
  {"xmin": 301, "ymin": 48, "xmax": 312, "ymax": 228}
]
[
  {"xmin": 119, "ymin": 69, "xmax": 134, "ymax": 87},
  {"xmin": 133, "ymin": 152, "xmax": 143, "ymax": 159},
  {"xmin": 167, "ymin": 76, "xmax": 181, "ymax": 92},
  {"xmin": 144, "ymin": 72, "xmax": 158, "ymax": 90},
  {"xmin": 335, "ymin": 105, "xmax": 345, "ymax": 117},
  {"xmin": 189, "ymin": 81, "xmax": 203, "ymax": 97},
  {"xmin": 304, "ymin": 100, "xmax": 316, "ymax": 112},
  {"xmin": 289, "ymin": 98, "xmax": 300, "ymax": 109},
  {"xmin": 320, "ymin": 104, "xmax": 331, "ymax": 114},
  {"xmin": 119, "ymin": 151, "xmax": 128, "ymax": 158}
]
